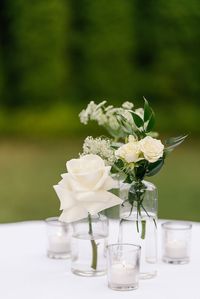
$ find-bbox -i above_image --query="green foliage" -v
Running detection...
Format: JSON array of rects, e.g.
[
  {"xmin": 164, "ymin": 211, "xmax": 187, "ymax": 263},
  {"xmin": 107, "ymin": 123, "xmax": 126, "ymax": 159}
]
[
  {"xmin": 81, "ymin": 0, "xmax": 135, "ymax": 99},
  {"xmin": 164, "ymin": 135, "xmax": 188, "ymax": 154},
  {"xmin": 146, "ymin": 158, "xmax": 164, "ymax": 177},
  {"xmin": 0, "ymin": 0, "xmax": 199, "ymax": 135},
  {"xmin": 1, "ymin": 0, "xmax": 69, "ymax": 106}
]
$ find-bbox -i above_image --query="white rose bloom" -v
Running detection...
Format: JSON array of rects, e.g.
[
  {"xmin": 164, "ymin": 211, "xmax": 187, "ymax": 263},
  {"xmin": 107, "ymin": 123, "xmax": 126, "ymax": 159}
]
[
  {"xmin": 139, "ymin": 136, "xmax": 164, "ymax": 163},
  {"xmin": 53, "ymin": 154, "xmax": 122, "ymax": 223},
  {"xmin": 115, "ymin": 141, "xmax": 142, "ymax": 163}
]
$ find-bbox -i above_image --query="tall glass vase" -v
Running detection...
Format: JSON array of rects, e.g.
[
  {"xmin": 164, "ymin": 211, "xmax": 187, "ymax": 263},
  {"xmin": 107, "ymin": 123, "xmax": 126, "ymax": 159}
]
[
  {"xmin": 119, "ymin": 180, "xmax": 158, "ymax": 279},
  {"xmin": 71, "ymin": 214, "xmax": 108, "ymax": 277}
]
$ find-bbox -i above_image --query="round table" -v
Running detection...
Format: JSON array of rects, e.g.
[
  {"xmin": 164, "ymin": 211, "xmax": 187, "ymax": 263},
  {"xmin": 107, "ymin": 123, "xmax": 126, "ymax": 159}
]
[{"xmin": 0, "ymin": 220, "xmax": 199, "ymax": 299}]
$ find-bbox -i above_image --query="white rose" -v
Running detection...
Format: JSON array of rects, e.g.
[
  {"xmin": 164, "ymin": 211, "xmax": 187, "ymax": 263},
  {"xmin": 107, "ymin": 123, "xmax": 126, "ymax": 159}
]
[
  {"xmin": 139, "ymin": 136, "xmax": 164, "ymax": 163},
  {"xmin": 115, "ymin": 140, "xmax": 142, "ymax": 163},
  {"xmin": 53, "ymin": 154, "xmax": 122, "ymax": 223}
]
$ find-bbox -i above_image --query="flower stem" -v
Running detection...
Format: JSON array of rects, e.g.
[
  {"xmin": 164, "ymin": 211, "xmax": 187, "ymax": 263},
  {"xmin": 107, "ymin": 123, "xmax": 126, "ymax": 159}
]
[
  {"xmin": 141, "ymin": 220, "xmax": 146, "ymax": 239},
  {"xmin": 88, "ymin": 213, "xmax": 98, "ymax": 270}
]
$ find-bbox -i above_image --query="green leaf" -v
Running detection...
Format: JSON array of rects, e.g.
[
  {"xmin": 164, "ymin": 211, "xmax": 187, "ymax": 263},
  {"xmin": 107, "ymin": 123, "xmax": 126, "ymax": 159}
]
[
  {"xmin": 165, "ymin": 135, "xmax": 187, "ymax": 146},
  {"xmin": 124, "ymin": 174, "xmax": 133, "ymax": 184},
  {"xmin": 144, "ymin": 97, "xmax": 152, "ymax": 122},
  {"xmin": 111, "ymin": 159, "xmax": 124, "ymax": 173},
  {"xmin": 115, "ymin": 159, "xmax": 124, "ymax": 170},
  {"xmin": 143, "ymin": 97, "xmax": 156, "ymax": 132},
  {"xmin": 135, "ymin": 164, "xmax": 147, "ymax": 181},
  {"xmin": 165, "ymin": 135, "xmax": 187, "ymax": 154},
  {"xmin": 131, "ymin": 112, "xmax": 144, "ymax": 128},
  {"xmin": 146, "ymin": 111, "xmax": 155, "ymax": 132},
  {"xmin": 146, "ymin": 158, "xmax": 164, "ymax": 177}
]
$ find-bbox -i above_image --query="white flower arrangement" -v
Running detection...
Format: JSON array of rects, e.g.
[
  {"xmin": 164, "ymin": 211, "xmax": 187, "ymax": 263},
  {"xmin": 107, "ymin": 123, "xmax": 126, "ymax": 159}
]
[
  {"xmin": 54, "ymin": 97, "xmax": 186, "ymax": 269},
  {"xmin": 78, "ymin": 98, "xmax": 186, "ymax": 221},
  {"xmin": 55, "ymin": 98, "xmax": 186, "ymax": 224}
]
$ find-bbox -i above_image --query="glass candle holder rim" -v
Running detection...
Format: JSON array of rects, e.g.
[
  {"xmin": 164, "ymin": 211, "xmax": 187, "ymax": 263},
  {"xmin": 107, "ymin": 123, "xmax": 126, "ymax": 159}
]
[
  {"xmin": 72, "ymin": 213, "xmax": 108, "ymax": 224},
  {"xmin": 161, "ymin": 221, "xmax": 192, "ymax": 231},
  {"xmin": 45, "ymin": 216, "xmax": 69, "ymax": 227},
  {"xmin": 107, "ymin": 243, "xmax": 141, "ymax": 252}
]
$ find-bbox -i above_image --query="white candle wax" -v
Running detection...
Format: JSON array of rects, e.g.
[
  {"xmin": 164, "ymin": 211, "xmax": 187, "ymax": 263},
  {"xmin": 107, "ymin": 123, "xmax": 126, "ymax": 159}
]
[
  {"xmin": 165, "ymin": 240, "xmax": 187, "ymax": 259},
  {"xmin": 110, "ymin": 263, "xmax": 137, "ymax": 285},
  {"xmin": 49, "ymin": 234, "xmax": 70, "ymax": 253}
]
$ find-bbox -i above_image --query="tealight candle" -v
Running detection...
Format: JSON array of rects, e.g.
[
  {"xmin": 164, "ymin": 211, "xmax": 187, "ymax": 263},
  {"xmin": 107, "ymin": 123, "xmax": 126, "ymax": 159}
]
[
  {"xmin": 162, "ymin": 222, "xmax": 192, "ymax": 264},
  {"xmin": 165, "ymin": 240, "xmax": 187, "ymax": 259},
  {"xmin": 45, "ymin": 217, "xmax": 71, "ymax": 259},
  {"xmin": 48, "ymin": 233, "xmax": 70, "ymax": 253},
  {"xmin": 110, "ymin": 263, "xmax": 137, "ymax": 286},
  {"xmin": 107, "ymin": 244, "xmax": 141, "ymax": 291}
]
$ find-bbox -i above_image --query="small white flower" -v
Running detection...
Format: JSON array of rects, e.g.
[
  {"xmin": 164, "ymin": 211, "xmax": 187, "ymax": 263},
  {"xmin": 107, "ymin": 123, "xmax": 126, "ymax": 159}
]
[
  {"xmin": 82, "ymin": 136, "xmax": 116, "ymax": 166},
  {"xmin": 92, "ymin": 108, "xmax": 107, "ymax": 125},
  {"xmin": 122, "ymin": 101, "xmax": 134, "ymax": 110},
  {"xmin": 54, "ymin": 155, "xmax": 122, "ymax": 223},
  {"xmin": 139, "ymin": 136, "xmax": 164, "ymax": 163},
  {"xmin": 107, "ymin": 115, "xmax": 120, "ymax": 130},
  {"xmin": 79, "ymin": 101, "xmax": 98, "ymax": 124}
]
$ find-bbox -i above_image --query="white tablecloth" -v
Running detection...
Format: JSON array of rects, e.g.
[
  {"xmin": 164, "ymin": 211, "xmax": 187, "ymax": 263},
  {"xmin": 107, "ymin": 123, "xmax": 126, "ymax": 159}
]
[{"xmin": 0, "ymin": 220, "xmax": 199, "ymax": 299}]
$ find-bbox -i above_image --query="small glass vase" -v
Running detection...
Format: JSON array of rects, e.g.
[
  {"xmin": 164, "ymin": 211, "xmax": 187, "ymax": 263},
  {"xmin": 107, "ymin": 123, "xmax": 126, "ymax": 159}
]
[
  {"xmin": 119, "ymin": 180, "xmax": 158, "ymax": 279},
  {"xmin": 71, "ymin": 214, "xmax": 109, "ymax": 277},
  {"xmin": 45, "ymin": 217, "xmax": 71, "ymax": 259}
]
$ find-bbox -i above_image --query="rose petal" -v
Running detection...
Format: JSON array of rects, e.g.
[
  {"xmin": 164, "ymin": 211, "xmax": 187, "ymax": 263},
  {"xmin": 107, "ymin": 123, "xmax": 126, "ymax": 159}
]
[
  {"xmin": 92, "ymin": 166, "xmax": 112, "ymax": 191},
  {"xmin": 84, "ymin": 191, "xmax": 122, "ymax": 214},
  {"xmin": 59, "ymin": 173, "xmax": 73, "ymax": 191},
  {"xmin": 101, "ymin": 175, "xmax": 118, "ymax": 190},
  {"xmin": 71, "ymin": 170, "xmax": 104, "ymax": 191},
  {"xmin": 59, "ymin": 205, "xmax": 88, "ymax": 223},
  {"xmin": 53, "ymin": 185, "xmax": 75, "ymax": 210},
  {"xmin": 67, "ymin": 154, "xmax": 104, "ymax": 175}
]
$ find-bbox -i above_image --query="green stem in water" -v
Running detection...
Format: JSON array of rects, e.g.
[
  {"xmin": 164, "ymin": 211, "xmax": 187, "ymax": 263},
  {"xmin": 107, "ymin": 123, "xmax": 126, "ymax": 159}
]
[
  {"xmin": 141, "ymin": 220, "xmax": 146, "ymax": 239},
  {"xmin": 136, "ymin": 204, "xmax": 139, "ymax": 233},
  {"xmin": 153, "ymin": 217, "xmax": 157, "ymax": 229},
  {"xmin": 88, "ymin": 213, "xmax": 98, "ymax": 270}
]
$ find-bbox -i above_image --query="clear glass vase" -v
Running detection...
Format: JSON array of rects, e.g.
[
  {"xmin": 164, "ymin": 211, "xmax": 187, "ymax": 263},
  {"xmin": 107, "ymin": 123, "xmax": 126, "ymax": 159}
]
[
  {"xmin": 71, "ymin": 214, "xmax": 109, "ymax": 277},
  {"xmin": 119, "ymin": 180, "xmax": 158, "ymax": 279}
]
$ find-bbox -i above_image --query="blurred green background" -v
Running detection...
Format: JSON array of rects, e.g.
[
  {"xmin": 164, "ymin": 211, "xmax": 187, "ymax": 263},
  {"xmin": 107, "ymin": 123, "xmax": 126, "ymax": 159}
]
[{"xmin": 0, "ymin": 0, "xmax": 199, "ymax": 223}]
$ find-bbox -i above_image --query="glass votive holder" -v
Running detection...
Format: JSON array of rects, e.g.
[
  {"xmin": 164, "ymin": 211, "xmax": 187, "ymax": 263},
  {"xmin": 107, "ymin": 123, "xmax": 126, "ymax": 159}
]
[
  {"xmin": 107, "ymin": 243, "xmax": 141, "ymax": 291},
  {"xmin": 45, "ymin": 217, "xmax": 71, "ymax": 259},
  {"xmin": 162, "ymin": 221, "xmax": 192, "ymax": 264}
]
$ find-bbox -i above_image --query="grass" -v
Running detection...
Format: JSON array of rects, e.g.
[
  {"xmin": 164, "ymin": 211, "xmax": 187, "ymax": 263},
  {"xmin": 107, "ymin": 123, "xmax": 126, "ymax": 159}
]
[{"xmin": 0, "ymin": 137, "xmax": 199, "ymax": 223}]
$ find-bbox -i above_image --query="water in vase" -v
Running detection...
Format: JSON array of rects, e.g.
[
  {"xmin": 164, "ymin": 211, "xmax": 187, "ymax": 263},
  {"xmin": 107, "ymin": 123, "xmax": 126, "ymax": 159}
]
[
  {"xmin": 118, "ymin": 211, "xmax": 157, "ymax": 279},
  {"xmin": 71, "ymin": 233, "xmax": 108, "ymax": 276}
]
